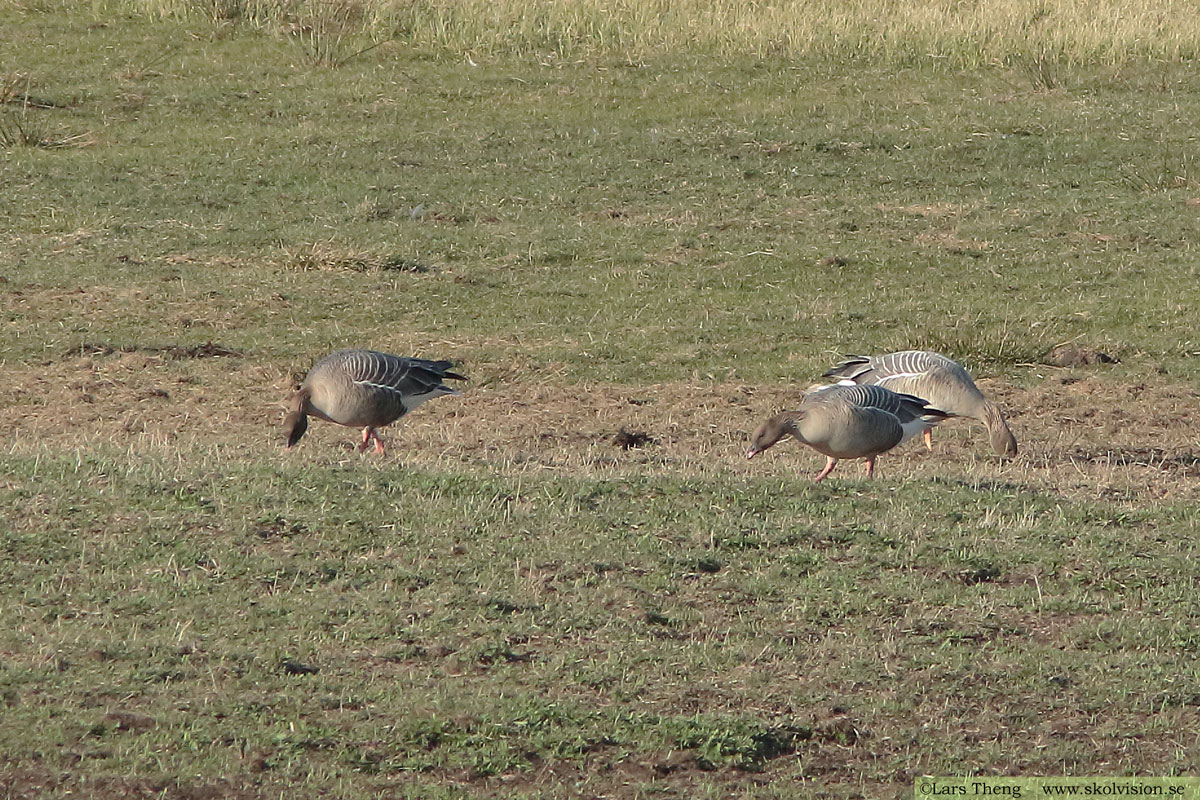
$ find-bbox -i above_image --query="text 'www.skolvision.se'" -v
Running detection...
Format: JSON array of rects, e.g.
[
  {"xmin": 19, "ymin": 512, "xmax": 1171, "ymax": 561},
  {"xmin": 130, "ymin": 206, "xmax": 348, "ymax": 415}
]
[{"xmin": 916, "ymin": 777, "xmax": 1200, "ymax": 799}]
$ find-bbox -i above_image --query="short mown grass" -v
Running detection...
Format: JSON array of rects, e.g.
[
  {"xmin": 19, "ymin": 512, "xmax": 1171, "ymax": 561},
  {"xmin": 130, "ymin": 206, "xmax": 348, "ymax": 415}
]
[
  {"xmin": 4, "ymin": 5, "xmax": 1200, "ymax": 799},
  {"xmin": 5, "ymin": 11, "xmax": 1200, "ymax": 382},
  {"xmin": 6, "ymin": 451, "xmax": 1200, "ymax": 798}
]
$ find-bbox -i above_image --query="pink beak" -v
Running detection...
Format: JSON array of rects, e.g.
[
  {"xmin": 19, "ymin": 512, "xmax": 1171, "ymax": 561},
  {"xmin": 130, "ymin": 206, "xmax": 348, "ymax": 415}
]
[{"xmin": 746, "ymin": 449, "xmax": 758, "ymax": 460}]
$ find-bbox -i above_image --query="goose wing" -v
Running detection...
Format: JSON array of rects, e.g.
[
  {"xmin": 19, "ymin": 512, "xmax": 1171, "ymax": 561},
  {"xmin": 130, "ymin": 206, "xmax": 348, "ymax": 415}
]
[
  {"xmin": 824, "ymin": 350, "xmax": 952, "ymax": 385},
  {"xmin": 331, "ymin": 350, "xmax": 465, "ymax": 400}
]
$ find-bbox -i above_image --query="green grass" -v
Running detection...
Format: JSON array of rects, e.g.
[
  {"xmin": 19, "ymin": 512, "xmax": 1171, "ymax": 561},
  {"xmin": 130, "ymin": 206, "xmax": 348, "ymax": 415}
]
[
  {"xmin": 6, "ymin": 452, "xmax": 1200, "ymax": 797},
  {"xmin": 4, "ymin": 6, "xmax": 1200, "ymax": 799},
  {"xmin": 5, "ymin": 13, "xmax": 1200, "ymax": 382}
]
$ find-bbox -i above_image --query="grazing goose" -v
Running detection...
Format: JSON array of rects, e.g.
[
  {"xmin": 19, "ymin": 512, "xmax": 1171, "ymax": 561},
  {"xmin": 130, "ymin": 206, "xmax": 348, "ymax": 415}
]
[
  {"xmin": 823, "ymin": 350, "xmax": 1018, "ymax": 457},
  {"xmin": 747, "ymin": 384, "xmax": 948, "ymax": 482},
  {"xmin": 284, "ymin": 349, "xmax": 466, "ymax": 455}
]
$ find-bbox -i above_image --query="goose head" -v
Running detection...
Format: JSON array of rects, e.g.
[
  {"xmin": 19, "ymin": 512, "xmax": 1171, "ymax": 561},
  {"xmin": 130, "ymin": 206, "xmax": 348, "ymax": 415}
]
[{"xmin": 747, "ymin": 412, "xmax": 801, "ymax": 459}]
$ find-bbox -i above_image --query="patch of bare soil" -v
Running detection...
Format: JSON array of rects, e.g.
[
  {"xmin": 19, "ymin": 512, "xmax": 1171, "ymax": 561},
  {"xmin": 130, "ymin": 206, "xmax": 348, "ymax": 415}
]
[
  {"xmin": 0, "ymin": 351, "xmax": 287, "ymax": 451},
  {"xmin": 2, "ymin": 353, "xmax": 1199, "ymax": 501}
]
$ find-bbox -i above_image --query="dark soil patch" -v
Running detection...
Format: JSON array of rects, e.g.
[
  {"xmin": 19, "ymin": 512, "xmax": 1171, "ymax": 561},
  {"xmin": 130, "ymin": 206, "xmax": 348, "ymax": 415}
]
[
  {"xmin": 69, "ymin": 341, "xmax": 242, "ymax": 360},
  {"xmin": 613, "ymin": 427, "xmax": 655, "ymax": 449}
]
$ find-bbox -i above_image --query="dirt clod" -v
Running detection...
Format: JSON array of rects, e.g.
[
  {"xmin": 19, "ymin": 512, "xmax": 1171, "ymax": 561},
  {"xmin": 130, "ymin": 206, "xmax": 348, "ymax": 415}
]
[
  {"xmin": 613, "ymin": 427, "xmax": 655, "ymax": 449},
  {"xmin": 280, "ymin": 658, "xmax": 319, "ymax": 676},
  {"xmin": 816, "ymin": 717, "xmax": 863, "ymax": 745},
  {"xmin": 1044, "ymin": 345, "xmax": 1118, "ymax": 367}
]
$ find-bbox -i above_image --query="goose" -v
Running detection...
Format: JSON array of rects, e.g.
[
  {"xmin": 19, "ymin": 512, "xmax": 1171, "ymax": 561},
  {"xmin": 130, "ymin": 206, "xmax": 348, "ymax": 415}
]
[
  {"xmin": 747, "ymin": 383, "xmax": 948, "ymax": 482},
  {"xmin": 284, "ymin": 349, "xmax": 466, "ymax": 454},
  {"xmin": 823, "ymin": 350, "xmax": 1017, "ymax": 457}
]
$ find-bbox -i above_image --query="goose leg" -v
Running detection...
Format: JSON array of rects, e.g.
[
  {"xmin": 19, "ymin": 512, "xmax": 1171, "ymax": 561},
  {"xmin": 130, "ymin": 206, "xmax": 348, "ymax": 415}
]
[
  {"xmin": 814, "ymin": 456, "xmax": 838, "ymax": 483},
  {"xmin": 864, "ymin": 456, "xmax": 877, "ymax": 478},
  {"xmin": 358, "ymin": 427, "xmax": 387, "ymax": 455},
  {"xmin": 923, "ymin": 428, "xmax": 934, "ymax": 451}
]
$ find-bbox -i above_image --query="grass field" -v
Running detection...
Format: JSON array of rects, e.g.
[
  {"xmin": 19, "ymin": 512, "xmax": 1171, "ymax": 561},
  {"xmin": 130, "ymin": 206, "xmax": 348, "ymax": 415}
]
[
  {"xmin": 4, "ymin": 4, "xmax": 1200, "ymax": 799},
  {"xmin": 98, "ymin": 0, "xmax": 1200, "ymax": 66}
]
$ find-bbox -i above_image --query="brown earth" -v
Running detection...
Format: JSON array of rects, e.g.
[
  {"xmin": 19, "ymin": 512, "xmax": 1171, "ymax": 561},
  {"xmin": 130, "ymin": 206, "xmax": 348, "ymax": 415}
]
[{"xmin": 2, "ymin": 350, "xmax": 1199, "ymax": 503}]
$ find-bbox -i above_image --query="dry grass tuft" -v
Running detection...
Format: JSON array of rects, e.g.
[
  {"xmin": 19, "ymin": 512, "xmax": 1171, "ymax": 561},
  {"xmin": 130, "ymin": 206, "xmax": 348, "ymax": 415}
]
[
  {"xmin": 1023, "ymin": 47, "xmax": 1063, "ymax": 90},
  {"xmin": 282, "ymin": 0, "xmax": 394, "ymax": 67},
  {"xmin": 0, "ymin": 114, "xmax": 94, "ymax": 148},
  {"xmin": 279, "ymin": 241, "xmax": 430, "ymax": 273},
  {"xmin": 0, "ymin": 75, "xmax": 90, "ymax": 149}
]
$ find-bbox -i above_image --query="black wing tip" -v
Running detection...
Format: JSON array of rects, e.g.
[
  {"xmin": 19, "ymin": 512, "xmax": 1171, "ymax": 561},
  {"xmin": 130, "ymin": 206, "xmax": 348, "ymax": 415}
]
[
  {"xmin": 427, "ymin": 364, "xmax": 467, "ymax": 382},
  {"xmin": 888, "ymin": 390, "xmax": 950, "ymax": 418},
  {"xmin": 892, "ymin": 391, "xmax": 930, "ymax": 405},
  {"xmin": 419, "ymin": 359, "xmax": 467, "ymax": 381}
]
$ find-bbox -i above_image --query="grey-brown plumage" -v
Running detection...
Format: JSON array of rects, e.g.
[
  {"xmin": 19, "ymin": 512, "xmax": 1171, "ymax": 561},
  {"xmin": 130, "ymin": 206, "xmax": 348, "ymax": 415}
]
[
  {"xmin": 747, "ymin": 383, "xmax": 948, "ymax": 482},
  {"xmin": 284, "ymin": 349, "xmax": 466, "ymax": 454},
  {"xmin": 805, "ymin": 381, "xmax": 947, "ymax": 445},
  {"xmin": 823, "ymin": 350, "xmax": 1017, "ymax": 457}
]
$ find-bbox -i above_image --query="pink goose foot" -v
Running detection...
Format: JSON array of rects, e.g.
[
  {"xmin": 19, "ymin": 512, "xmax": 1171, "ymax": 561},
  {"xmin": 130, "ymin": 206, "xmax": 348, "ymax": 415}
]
[
  {"xmin": 358, "ymin": 427, "xmax": 387, "ymax": 455},
  {"xmin": 813, "ymin": 456, "xmax": 838, "ymax": 483}
]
